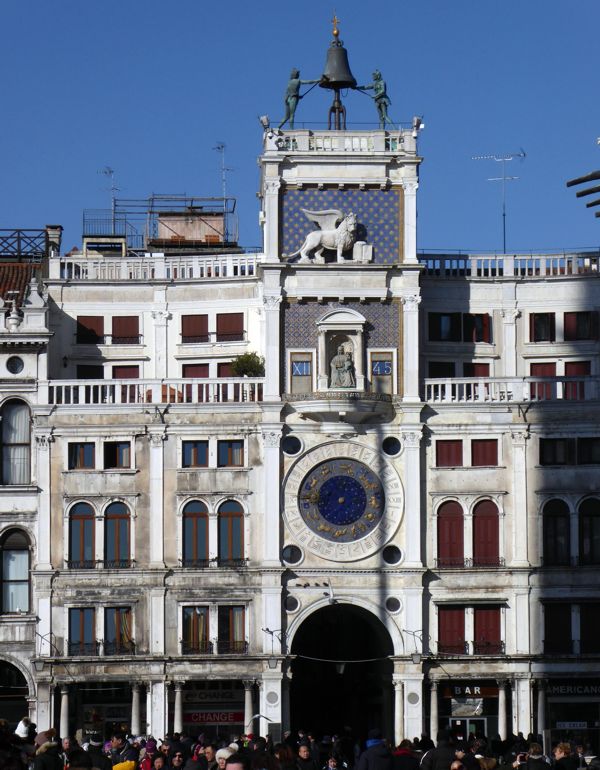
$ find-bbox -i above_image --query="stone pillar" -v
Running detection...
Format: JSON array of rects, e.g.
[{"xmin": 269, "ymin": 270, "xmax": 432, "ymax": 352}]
[
  {"xmin": 393, "ymin": 678, "xmax": 404, "ymax": 745},
  {"xmin": 429, "ymin": 681, "xmax": 439, "ymax": 741},
  {"xmin": 152, "ymin": 309, "xmax": 171, "ymax": 379},
  {"xmin": 148, "ymin": 431, "xmax": 166, "ymax": 567},
  {"xmin": 282, "ymin": 674, "xmax": 291, "ymax": 734},
  {"xmin": 402, "ymin": 181, "xmax": 419, "ymax": 264},
  {"xmin": 401, "ymin": 293, "xmax": 421, "ymax": 401},
  {"xmin": 131, "ymin": 684, "xmax": 141, "ymax": 737},
  {"xmin": 402, "ymin": 430, "xmax": 422, "ymax": 567},
  {"xmin": 537, "ymin": 681, "xmax": 546, "ymax": 750},
  {"xmin": 262, "ymin": 430, "xmax": 282, "ymax": 565},
  {"xmin": 35, "ymin": 683, "xmax": 53, "ymax": 732},
  {"xmin": 262, "ymin": 180, "xmax": 281, "ymax": 259},
  {"xmin": 243, "ymin": 680, "xmax": 255, "ymax": 734},
  {"xmin": 498, "ymin": 680, "xmax": 508, "ymax": 740},
  {"xmin": 511, "ymin": 430, "xmax": 530, "ymax": 566},
  {"xmin": 501, "ymin": 309, "xmax": 520, "ymax": 377},
  {"xmin": 174, "ymin": 682, "xmax": 183, "ymax": 734},
  {"xmin": 59, "ymin": 686, "xmax": 69, "ymax": 739},
  {"xmin": 148, "ymin": 681, "xmax": 167, "ymax": 740},
  {"xmin": 262, "ymin": 294, "xmax": 282, "ymax": 401},
  {"xmin": 515, "ymin": 678, "xmax": 532, "ymax": 737},
  {"xmin": 403, "ymin": 677, "xmax": 425, "ymax": 740},
  {"xmin": 258, "ymin": 672, "xmax": 282, "ymax": 740},
  {"xmin": 35, "ymin": 433, "xmax": 54, "ymax": 569}
]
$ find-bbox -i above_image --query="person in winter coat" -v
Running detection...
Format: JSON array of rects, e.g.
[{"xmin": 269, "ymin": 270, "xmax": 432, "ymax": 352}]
[
  {"xmin": 297, "ymin": 744, "xmax": 320, "ymax": 770},
  {"xmin": 34, "ymin": 740, "xmax": 63, "ymax": 770},
  {"xmin": 356, "ymin": 730, "xmax": 394, "ymax": 770},
  {"xmin": 87, "ymin": 734, "xmax": 114, "ymax": 770},
  {"xmin": 420, "ymin": 731, "xmax": 456, "ymax": 770},
  {"xmin": 393, "ymin": 740, "xmax": 419, "ymax": 770}
]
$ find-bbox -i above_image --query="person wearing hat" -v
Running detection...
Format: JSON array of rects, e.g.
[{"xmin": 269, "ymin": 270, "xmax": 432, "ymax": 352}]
[
  {"xmin": 140, "ymin": 740, "xmax": 158, "ymax": 770},
  {"xmin": 86, "ymin": 734, "xmax": 112, "ymax": 770}
]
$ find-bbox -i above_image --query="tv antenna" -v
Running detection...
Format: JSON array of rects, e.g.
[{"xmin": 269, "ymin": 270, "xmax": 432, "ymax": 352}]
[
  {"xmin": 472, "ymin": 149, "xmax": 526, "ymax": 253},
  {"xmin": 98, "ymin": 166, "xmax": 120, "ymax": 234},
  {"xmin": 213, "ymin": 142, "xmax": 233, "ymax": 242}
]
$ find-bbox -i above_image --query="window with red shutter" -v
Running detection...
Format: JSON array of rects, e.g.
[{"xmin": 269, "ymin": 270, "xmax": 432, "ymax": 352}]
[
  {"xmin": 471, "ymin": 439, "xmax": 498, "ymax": 466},
  {"xmin": 564, "ymin": 361, "xmax": 591, "ymax": 400},
  {"xmin": 437, "ymin": 501, "xmax": 464, "ymax": 567},
  {"xmin": 181, "ymin": 315, "xmax": 208, "ymax": 343},
  {"xmin": 436, "ymin": 440, "xmax": 463, "ymax": 467},
  {"xmin": 472, "ymin": 500, "xmax": 499, "ymax": 566},
  {"xmin": 463, "ymin": 314, "xmax": 491, "ymax": 343},
  {"xmin": 182, "ymin": 363, "xmax": 209, "ymax": 403},
  {"xmin": 564, "ymin": 311, "xmax": 598, "ymax": 341},
  {"xmin": 217, "ymin": 362, "xmax": 239, "ymax": 402},
  {"xmin": 463, "ymin": 363, "xmax": 490, "ymax": 377},
  {"xmin": 216, "ymin": 313, "xmax": 244, "ymax": 342},
  {"xmin": 530, "ymin": 362, "xmax": 556, "ymax": 400},
  {"xmin": 473, "ymin": 606, "xmax": 502, "ymax": 654},
  {"xmin": 438, "ymin": 606, "xmax": 465, "ymax": 654},
  {"xmin": 112, "ymin": 366, "xmax": 139, "ymax": 379},
  {"xmin": 77, "ymin": 316, "xmax": 104, "ymax": 344},
  {"xmin": 112, "ymin": 317, "xmax": 139, "ymax": 344}
]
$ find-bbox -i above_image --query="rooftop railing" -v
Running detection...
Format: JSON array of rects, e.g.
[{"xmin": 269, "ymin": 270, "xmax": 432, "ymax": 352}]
[
  {"xmin": 425, "ymin": 376, "xmax": 599, "ymax": 404},
  {"xmin": 419, "ymin": 252, "xmax": 600, "ymax": 278},
  {"xmin": 266, "ymin": 128, "xmax": 416, "ymax": 155}
]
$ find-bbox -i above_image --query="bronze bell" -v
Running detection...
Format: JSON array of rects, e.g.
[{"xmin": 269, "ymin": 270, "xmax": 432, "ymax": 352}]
[{"xmin": 320, "ymin": 41, "xmax": 357, "ymax": 90}]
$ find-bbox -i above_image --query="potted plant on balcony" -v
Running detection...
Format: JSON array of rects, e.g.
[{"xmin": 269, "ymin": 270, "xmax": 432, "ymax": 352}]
[{"xmin": 230, "ymin": 352, "xmax": 265, "ymax": 401}]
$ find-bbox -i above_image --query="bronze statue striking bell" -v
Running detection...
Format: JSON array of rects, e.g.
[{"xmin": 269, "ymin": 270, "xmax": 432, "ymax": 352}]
[{"xmin": 320, "ymin": 41, "xmax": 357, "ymax": 90}]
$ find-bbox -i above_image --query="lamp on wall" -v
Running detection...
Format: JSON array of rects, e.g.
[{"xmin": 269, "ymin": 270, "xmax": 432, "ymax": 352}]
[
  {"xmin": 267, "ymin": 657, "xmax": 278, "ymax": 670},
  {"xmin": 411, "ymin": 653, "xmax": 422, "ymax": 665},
  {"xmin": 33, "ymin": 659, "xmax": 45, "ymax": 673}
]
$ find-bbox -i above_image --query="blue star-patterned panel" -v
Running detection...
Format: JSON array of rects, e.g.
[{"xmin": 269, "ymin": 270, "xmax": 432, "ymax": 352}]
[{"xmin": 282, "ymin": 188, "xmax": 403, "ymax": 264}]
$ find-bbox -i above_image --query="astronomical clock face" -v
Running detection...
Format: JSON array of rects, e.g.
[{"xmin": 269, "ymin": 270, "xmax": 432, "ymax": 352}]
[
  {"xmin": 283, "ymin": 441, "xmax": 404, "ymax": 562},
  {"xmin": 298, "ymin": 459, "xmax": 385, "ymax": 543}
]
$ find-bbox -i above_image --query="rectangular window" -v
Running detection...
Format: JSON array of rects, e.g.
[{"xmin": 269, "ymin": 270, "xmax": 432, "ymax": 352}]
[
  {"xmin": 530, "ymin": 362, "xmax": 556, "ymax": 400},
  {"xmin": 182, "ymin": 440, "xmax": 209, "ymax": 468},
  {"xmin": 438, "ymin": 606, "xmax": 466, "ymax": 654},
  {"xmin": 104, "ymin": 607, "xmax": 134, "ymax": 655},
  {"xmin": 580, "ymin": 603, "xmax": 600, "ymax": 654},
  {"xmin": 68, "ymin": 443, "xmax": 95, "ymax": 470},
  {"xmin": 182, "ymin": 364, "xmax": 209, "ymax": 403},
  {"xmin": 76, "ymin": 316, "xmax": 104, "ymax": 344},
  {"xmin": 217, "ymin": 440, "xmax": 244, "ymax": 467},
  {"xmin": 112, "ymin": 365, "xmax": 139, "ymax": 379},
  {"xmin": 473, "ymin": 606, "xmax": 502, "ymax": 654},
  {"xmin": 104, "ymin": 442, "xmax": 131, "ymax": 469},
  {"xmin": 543, "ymin": 603, "xmax": 572, "ymax": 654},
  {"xmin": 471, "ymin": 439, "xmax": 498, "ymax": 467},
  {"xmin": 77, "ymin": 365, "xmax": 104, "ymax": 379},
  {"xmin": 564, "ymin": 361, "xmax": 591, "ymax": 401},
  {"xmin": 436, "ymin": 440, "xmax": 463, "ymax": 467},
  {"xmin": 463, "ymin": 362, "xmax": 490, "ymax": 377},
  {"xmin": 370, "ymin": 353, "xmax": 393, "ymax": 394},
  {"xmin": 290, "ymin": 352, "xmax": 313, "ymax": 395},
  {"xmin": 578, "ymin": 438, "xmax": 600, "ymax": 465},
  {"xmin": 216, "ymin": 313, "xmax": 244, "ymax": 342},
  {"xmin": 429, "ymin": 362, "xmax": 456, "ymax": 378},
  {"xmin": 2, "ymin": 543, "xmax": 29, "ymax": 613},
  {"xmin": 217, "ymin": 605, "xmax": 246, "ymax": 654},
  {"xmin": 112, "ymin": 316, "xmax": 140, "ymax": 345},
  {"xmin": 429, "ymin": 313, "xmax": 461, "ymax": 342},
  {"xmin": 68, "ymin": 607, "xmax": 96, "ymax": 655},
  {"xmin": 181, "ymin": 314, "xmax": 209, "ymax": 343},
  {"xmin": 463, "ymin": 314, "xmax": 491, "ymax": 343},
  {"xmin": 539, "ymin": 438, "xmax": 575, "ymax": 466},
  {"xmin": 564, "ymin": 311, "xmax": 597, "ymax": 341},
  {"xmin": 530, "ymin": 313, "xmax": 555, "ymax": 342},
  {"xmin": 182, "ymin": 606, "xmax": 211, "ymax": 654}
]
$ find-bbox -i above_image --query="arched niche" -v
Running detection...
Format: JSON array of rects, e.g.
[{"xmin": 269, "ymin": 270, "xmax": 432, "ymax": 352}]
[{"xmin": 316, "ymin": 308, "xmax": 367, "ymax": 390}]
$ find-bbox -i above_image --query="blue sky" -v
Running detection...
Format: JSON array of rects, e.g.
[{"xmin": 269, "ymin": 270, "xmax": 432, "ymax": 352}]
[{"xmin": 1, "ymin": 0, "xmax": 599, "ymax": 254}]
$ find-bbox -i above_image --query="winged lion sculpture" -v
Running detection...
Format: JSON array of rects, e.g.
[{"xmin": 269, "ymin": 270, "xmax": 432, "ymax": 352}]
[{"xmin": 287, "ymin": 209, "xmax": 358, "ymax": 263}]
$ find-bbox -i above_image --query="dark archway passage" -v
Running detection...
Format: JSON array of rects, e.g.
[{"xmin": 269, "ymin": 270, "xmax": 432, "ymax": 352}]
[
  {"xmin": 290, "ymin": 604, "xmax": 394, "ymax": 740},
  {"xmin": 0, "ymin": 661, "xmax": 29, "ymax": 728}
]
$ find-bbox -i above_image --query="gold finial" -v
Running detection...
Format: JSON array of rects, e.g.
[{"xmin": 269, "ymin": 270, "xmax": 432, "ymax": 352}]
[{"xmin": 332, "ymin": 12, "xmax": 340, "ymax": 39}]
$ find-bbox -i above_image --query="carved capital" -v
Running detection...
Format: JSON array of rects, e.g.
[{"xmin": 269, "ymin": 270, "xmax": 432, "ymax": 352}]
[
  {"xmin": 264, "ymin": 180, "xmax": 281, "ymax": 194},
  {"xmin": 402, "ymin": 431, "xmax": 421, "ymax": 449},
  {"xmin": 262, "ymin": 431, "xmax": 281, "ymax": 448},
  {"xmin": 148, "ymin": 431, "xmax": 167, "ymax": 447},
  {"xmin": 510, "ymin": 428, "xmax": 530, "ymax": 445},
  {"xmin": 401, "ymin": 293, "xmax": 422, "ymax": 311},
  {"xmin": 242, "ymin": 679, "xmax": 255, "ymax": 690},
  {"xmin": 501, "ymin": 308, "xmax": 521, "ymax": 322},
  {"xmin": 402, "ymin": 180, "xmax": 419, "ymax": 195},
  {"xmin": 151, "ymin": 310, "xmax": 171, "ymax": 323},
  {"xmin": 35, "ymin": 433, "xmax": 54, "ymax": 451},
  {"xmin": 263, "ymin": 295, "xmax": 282, "ymax": 310}
]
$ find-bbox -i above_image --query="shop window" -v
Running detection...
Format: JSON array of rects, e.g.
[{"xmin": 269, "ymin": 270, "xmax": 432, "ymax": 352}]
[
  {"xmin": 68, "ymin": 442, "xmax": 95, "ymax": 470},
  {"xmin": 473, "ymin": 606, "xmax": 502, "ymax": 654},
  {"xmin": 530, "ymin": 313, "xmax": 555, "ymax": 342},
  {"xmin": 104, "ymin": 607, "xmax": 134, "ymax": 654},
  {"xmin": 542, "ymin": 499, "xmax": 571, "ymax": 566},
  {"xmin": 463, "ymin": 314, "xmax": 491, "ymax": 343},
  {"xmin": 104, "ymin": 442, "xmax": 131, "ymax": 470},
  {"xmin": 68, "ymin": 607, "xmax": 97, "ymax": 656},
  {"xmin": 436, "ymin": 440, "xmax": 462, "ymax": 467},
  {"xmin": 564, "ymin": 361, "xmax": 591, "ymax": 400},
  {"xmin": 76, "ymin": 316, "xmax": 104, "ymax": 344},
  {"xmin": 471, "ymin": 439, "xmax": 498, "ymax": 467},
  {"xmin": 429, "ymin": 313, "xmax": 461, "ymax": 342},
  {"xmin": 564, "ymin": 311, "xmax": 597, "ymax": 341},
  {"xmin": 579, "ymin": 498, "xmax": 600, "ymax": 566},
  {"xmin": 437, "ymin": 501, "xmax": 464, "ymax": 568},
  {"xmin": 472, "ymin": 500, "xmax": 500, "ymax": 567},
  {"xmin": 182, "ymin": 606, "xmax": 211, "ymax": 654},
  {"xmin": 530, "ymin": 362, "xmax": 556, "ymax": 400},
  {"xmin": 0, "ymin": 529, "xmax": 30, "ymax": 614},
  {"xmin": 216, "ymin": 313, "xmax": 244, "ymax": 342},
  {"xmin": 68, "ymin": 503, "xmax": 95, "ymax": 569},
  {"xmin": 580, "ymin": 603, "xmax": 600, "ymax": 654},
  {"xmin": 181, "ymin": 314, "xmax": 209, "ymax": 343},
  {"xmin": 104, "ymin": 502, "xmax": 130, "ymax": 568},
  {"xmin": 218, "ymin": 501, "xmax": 244, "ymax": 565},
  {"xmin": 217, "ymin": 605, "xmax": 247, "ymax": 654},
  {"xmin": 217, "ymin": 440, "xmax": 243, "ymax": 467},
  {"xmin": 438, "ymin": 606, "xmax": 466, "ymax": 654},
  {"xmin": 182, "ymin": 440, "xmax": 209, "ymax": 468},
  {"xmin": 290, "ymin": 353, "xmax": 313, "ymax": 395},
  {"xmin": 182, "ymin": 501, "xmax": 209, "ymax": 567},
  {"xmin": 370, "ymin": 352, "xmax": 393, "ymax": 394},
  {"xmin": 112, "ymin": 316, "xmax": 140, "ymax": 345},
  {"xmin": 543, "ymin": 603, "xmax": 572, "ymax": 654},
  {"xmin": 1, "ymin": 400, "xmax": 30, "ymax": 485}
]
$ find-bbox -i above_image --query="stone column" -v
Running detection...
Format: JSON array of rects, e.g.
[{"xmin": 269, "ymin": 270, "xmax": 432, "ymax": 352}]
[
  {"xmin": 173, "ymin": 682, "xmax": 183, "ymax": 734},
  {"xmin": 131, "ymin": 684, "xmax": 141, "ymax": 737},
  {"xmin": 59, "ymin": 686, "xmax": 69, "ymax": 739},
  {"xmin": 152, "ymin": 309, "xmax": 171, "ymax": 379},
  {"xmin": 262, "ymin": 180, "xmax": 281, "ymax": 259},
  {"xmin": 282, "ymin": 674, "xmax": 291, "ymax": 734},
  {"xmin": 35, "ymin": 433, "xmax": 53, "ymax": 569},
  {"xmin": 243, "ymin": 680, "xmax": 255, "ymax": 734},
  {"xmin": 262, "ymin": 294, "xmax": 282, "ymax": 401},
  {"xmin": 497, "ymin": 680, "xmax": 508, "ymax": 740},
  {"xmin": 148, "ymin": 681, "xmax": 167, "ymax": 740},
  {"xmin": 429, "ymin": 681, "xmax": 439, "ymax": 741},
  {"xmin": 402, "ymin": 180, "xmax": 419, "ymax": 264},
  {"xmin": 515, "ymin": 678, "xmax": 532, "ymax": 737},
  {"xmin": 537, "ymin": 681, "xmax": 546, "ymax": 750},
  {"xmin": 148, "ymin": 431, "xmax": 166, "ymax": 567},
  {"xmin": 401, "ymin": 293, "xmax": 422, "ymax": 402},
  {"xmin": 262, "ymin": 430, "xmax": 282, "ymax": 565},
  {"xmin": 511, "ymin": 430, "xmax": 530, "ymax": 566},
  {"xmin": 402, "ymin": 430, "xmax": 422, "ymax": 567},
  {"xmin": 393, "ymin": 678, "xmax": 404, "ymax": 745},
  {"xmin": 258, "ymin": 672, "xmax": 282, "ymax": 740},
  {"xmin": 501, "ymin": 309, "xmax": 520, "ymax": 377}
]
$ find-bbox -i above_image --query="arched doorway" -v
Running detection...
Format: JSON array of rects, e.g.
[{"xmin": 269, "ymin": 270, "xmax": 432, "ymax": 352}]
[
  {"xmin": 290, "ymin": 604, "xmax": 394, "ymax": 740},
  {"xmin": 0, "ymin": 660, "xmax": 29, "ymax": 727}
]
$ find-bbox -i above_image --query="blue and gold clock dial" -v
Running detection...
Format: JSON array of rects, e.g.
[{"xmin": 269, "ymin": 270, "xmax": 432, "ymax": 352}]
[{"xmin": 298, "ymin": 458, "xmax": 385, "ymax": 542}]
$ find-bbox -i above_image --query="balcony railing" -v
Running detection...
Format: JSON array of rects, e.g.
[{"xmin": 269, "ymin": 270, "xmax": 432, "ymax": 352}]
[
  {"xmin": 104, "ymin": 640, "xmax": 136, "ymax": 655},
  {"xmin": 180, "ymin": 558, "xmax": 211, "ymax": 569},
  {"xmin": 181, "ymin": 640, "xmax": 214, "ymax": 655},
  {"xmin": 473, "ymin": 640, "xmax": 505, "ymax": 655},
  {"xmin": 68, "ymin": 641, "xmax": 100, "ymax": 656},
  {"xmin": 437, "ymin": 642, "xmax": 469, "ymax": 655},
  {"xmin": 425, "ymin": 376, "xmax": 599, "ymax": 404},
  {"xmin": 435, "ymin": 557, "xmax": 506, "ymax": 569},
  {"xmin": 67, "ymin": 559, "xmax": 96, "ymax": 570},
  {"xmin": 48, "ymin": 378, "xmax": 264, "ymax": 406},
  {"xmin": 216, "ymin": 640, "xmax": 249, "ymax": 655},
  {"xmin": 419, "ymin": 251, "xmax": 600, "ymax": 278},
  {"xmin": 216, "ymin": 558, "xmax": 249, "ymax": 569},
  {"xmin": 102, "ymin": 559, "xmax": 134, "ymax": 569}
]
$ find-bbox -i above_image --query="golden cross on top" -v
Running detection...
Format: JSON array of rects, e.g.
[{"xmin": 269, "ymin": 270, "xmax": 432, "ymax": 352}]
[{"xmin": 332, "ymin": 12, "xmax": 340, "ymax": 38}]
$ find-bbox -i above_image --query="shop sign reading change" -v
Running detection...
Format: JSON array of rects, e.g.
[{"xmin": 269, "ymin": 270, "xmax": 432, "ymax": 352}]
[{"xmin": 184, "ymin": 711, "xmax": 244, "ymax": 724}]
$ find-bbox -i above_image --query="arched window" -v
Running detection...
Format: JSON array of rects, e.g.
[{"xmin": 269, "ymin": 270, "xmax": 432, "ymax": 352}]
[
  {"xmin": 1, "ymin": 400, "xmax": 30, "ymax": 485},
  {"xmin": 218, "ymin": 501, "xmax": 244, "ymax": 565},
  {"xmin": 580, "ymin": 498, "xmax": 600, "ymax": 565},
  {"xmin": 437, "ymin": 501, "xmax": 464, "ymax": 567},
  {"xmin": 543, "ymin": 499, "xmax": 570, "ymax": 566},
  {"xmin": 183, "ymin": 501, "xmax": 209, "ymax": 567},
  {"xmin": 472, "ymin": 500, "xmax": 500, "ymax": 567},
  {"xmin": 105, "ymin": 502, "xmax": 131, "ymax": 568},
  {"xmin": 68, "ymin": 503, "xmax": 95, "ymax": 569},
  {"xmin": 0, "ymin": 529, "xmax": 30, "ymax": 613}
]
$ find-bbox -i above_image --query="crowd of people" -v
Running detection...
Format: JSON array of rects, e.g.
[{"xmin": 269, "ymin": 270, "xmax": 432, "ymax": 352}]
[{"xmin": 1, "ymin": 718, "xmax": 598, "ymax": 770}]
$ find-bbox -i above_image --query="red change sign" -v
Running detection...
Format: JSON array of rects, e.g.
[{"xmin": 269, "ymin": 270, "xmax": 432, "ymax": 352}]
[{"xmin": 184, "ymin": 712, "xmax": 244, "ymax": 724}]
